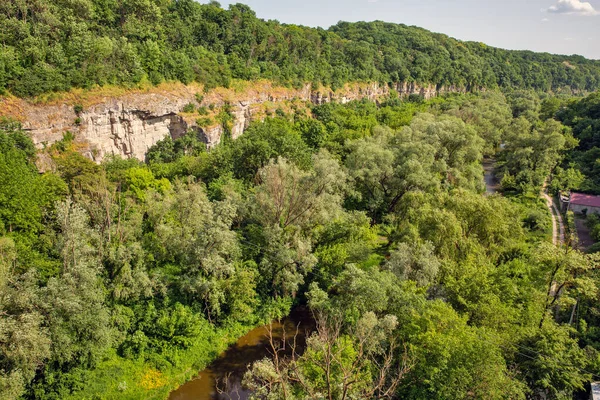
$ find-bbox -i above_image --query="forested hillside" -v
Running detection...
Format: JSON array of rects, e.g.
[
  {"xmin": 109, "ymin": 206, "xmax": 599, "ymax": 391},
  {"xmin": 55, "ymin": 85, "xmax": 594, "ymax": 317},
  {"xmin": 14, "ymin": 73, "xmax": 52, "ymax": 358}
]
[{"xmin": 1, "ymin": 0, "xmax": 600, "ymax": 97}]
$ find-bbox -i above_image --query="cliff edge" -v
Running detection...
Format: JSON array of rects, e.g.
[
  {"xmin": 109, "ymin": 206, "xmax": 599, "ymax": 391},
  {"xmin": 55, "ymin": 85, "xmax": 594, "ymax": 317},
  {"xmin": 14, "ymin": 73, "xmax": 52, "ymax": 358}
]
[{"xmin": 0, "ymin": 80, "xmax": 471, "ymax": 162}]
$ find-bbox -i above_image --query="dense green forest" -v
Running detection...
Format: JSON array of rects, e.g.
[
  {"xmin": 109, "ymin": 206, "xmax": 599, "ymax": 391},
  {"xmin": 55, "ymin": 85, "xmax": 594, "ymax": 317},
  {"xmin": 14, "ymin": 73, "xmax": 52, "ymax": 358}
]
[
  {"xmin": 553, "ymin": 92, "xmax": 600, "ymax": 194},
  {"xmin": 4, "ymin": 1, "xmax": 600, "ymax": 398},
  {"xmin": 549, "ymin": 91, "xmax": 600, "ymax": 254},
  {"xmin": 2, "ymin": 87, "xmax": 600, "ymax": 399},
  {"xmin": 1, "ymin": 0, "xmax": 600, "ymax": 97}
]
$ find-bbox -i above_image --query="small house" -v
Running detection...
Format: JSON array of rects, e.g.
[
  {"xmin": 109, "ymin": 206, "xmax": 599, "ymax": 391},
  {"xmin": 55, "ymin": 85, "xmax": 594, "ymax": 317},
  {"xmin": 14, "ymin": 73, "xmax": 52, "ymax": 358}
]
[{"xmin": 568, "ymin": 192, "xmax": 600, "ymax": 215}]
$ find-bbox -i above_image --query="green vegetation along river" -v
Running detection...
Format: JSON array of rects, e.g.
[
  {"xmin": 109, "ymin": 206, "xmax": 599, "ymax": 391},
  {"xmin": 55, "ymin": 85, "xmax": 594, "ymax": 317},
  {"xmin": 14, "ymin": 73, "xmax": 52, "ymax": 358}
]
[{"xmin": 168, "ymin": 309, "xmax": 314, "ymax": 400}]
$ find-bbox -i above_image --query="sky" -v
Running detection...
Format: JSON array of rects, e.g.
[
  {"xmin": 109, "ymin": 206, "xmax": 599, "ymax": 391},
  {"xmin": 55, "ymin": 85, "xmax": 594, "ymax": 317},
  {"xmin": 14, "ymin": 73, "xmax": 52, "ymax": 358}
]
[{"xmin": 209, "ymin": 0, "xmax": 600, "ymax": 60}]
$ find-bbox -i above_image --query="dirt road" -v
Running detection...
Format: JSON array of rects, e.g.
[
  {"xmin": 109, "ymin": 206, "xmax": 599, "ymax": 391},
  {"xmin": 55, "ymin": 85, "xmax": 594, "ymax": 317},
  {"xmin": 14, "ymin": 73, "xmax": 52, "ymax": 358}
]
[{"xmin": 542, "ymin": 190, "xmax": 565, "ymax": 246}]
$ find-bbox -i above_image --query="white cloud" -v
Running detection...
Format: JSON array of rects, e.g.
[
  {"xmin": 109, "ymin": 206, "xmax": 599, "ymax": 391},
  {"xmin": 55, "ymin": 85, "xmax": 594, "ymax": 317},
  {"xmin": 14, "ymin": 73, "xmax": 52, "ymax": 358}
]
[
  {"xmin": 541, "ymin": 17, "xmax": 550, "ymax": 21},
  {"xmin": 547, "ymin": 0, "xmax": 599, "ymax": 16}
]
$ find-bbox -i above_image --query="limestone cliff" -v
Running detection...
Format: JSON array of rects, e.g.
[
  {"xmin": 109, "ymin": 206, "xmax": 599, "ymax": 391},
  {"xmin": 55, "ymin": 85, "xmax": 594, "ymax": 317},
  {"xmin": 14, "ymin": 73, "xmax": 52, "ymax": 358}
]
[{"xmin": 0, "ymin": 81, "xmax": 472, "ymax": 162}]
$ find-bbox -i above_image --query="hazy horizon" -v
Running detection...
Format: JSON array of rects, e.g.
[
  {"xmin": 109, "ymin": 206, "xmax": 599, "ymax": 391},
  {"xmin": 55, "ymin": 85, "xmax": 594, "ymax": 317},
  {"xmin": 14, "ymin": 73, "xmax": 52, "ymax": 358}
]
[{"xmin": 208, "ymin": 0, "xmax": 600, "ymax": 60}]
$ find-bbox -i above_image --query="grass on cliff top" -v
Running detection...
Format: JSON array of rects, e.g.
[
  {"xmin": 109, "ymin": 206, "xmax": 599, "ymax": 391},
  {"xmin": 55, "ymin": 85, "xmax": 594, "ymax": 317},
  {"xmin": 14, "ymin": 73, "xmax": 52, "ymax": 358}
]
[
  {"xmin": 0, "ymin": 78, "xmax": 304, "ymax": 107},
  {"xmin": 1, "ymin": 78, "xmax": 383, "ymax": 110},
  {"xmin": 29, "ymin": 79, "xmax": 203, "ymax": 107},
  {"xmin": 0, "ymin": 78, "xmax": 383, "ymax": 126}
]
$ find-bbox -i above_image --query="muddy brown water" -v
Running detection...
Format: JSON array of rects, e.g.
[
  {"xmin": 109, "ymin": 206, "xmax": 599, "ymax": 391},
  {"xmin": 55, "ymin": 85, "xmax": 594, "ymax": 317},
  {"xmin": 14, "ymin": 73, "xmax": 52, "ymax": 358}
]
[
  {"xmin": 483, "ymin": 159, "xmax": 499, "ymax": 194},
  {"xmin": 168, "ymin": 308, "xmax": 314, "ymax": 400}
]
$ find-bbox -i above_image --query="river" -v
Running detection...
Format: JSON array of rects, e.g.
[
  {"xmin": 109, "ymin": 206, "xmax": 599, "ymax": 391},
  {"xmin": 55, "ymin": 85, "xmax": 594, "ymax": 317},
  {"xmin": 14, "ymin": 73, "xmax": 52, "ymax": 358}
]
[
  {"xmin": 483, "ymin": 159, "xmax": 499, "ymax": 194},
  {"xmin": 168, "ymin": 308, "xmax": 314, "ymax": 400}
]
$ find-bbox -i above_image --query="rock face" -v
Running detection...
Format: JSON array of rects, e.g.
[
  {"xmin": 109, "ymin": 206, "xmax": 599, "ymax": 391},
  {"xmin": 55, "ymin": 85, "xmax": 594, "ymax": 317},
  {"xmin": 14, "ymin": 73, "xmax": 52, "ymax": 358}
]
[
  {"xmin": 230, "ymin": 101, "xmax": 253, "ymax": 140},
  {"xmin": 1, "ymin": 81, "xmax": 472, "ymax": 162},
  {"xmin": 82, "ymin": 110, "xmax": 187, "ymax": 161},
  {"xmin": 13, "ymin": 90, "xmax": 196, "ymax": 161}
]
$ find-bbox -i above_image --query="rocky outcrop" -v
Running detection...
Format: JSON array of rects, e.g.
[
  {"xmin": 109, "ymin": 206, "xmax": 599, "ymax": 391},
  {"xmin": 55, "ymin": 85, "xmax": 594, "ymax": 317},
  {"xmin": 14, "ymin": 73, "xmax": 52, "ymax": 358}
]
[
  {"xmin": 6, "ymin": 86, "xmax": 199, "ymax": 161},
  {"xmin": 83, "ymin": 109, "xmax": 187, "ymax": 161},
  {"xmin": 311, "ymin": 82, "xmax": 390, "ymax": 105},
  {"xmin": 0, "ymin": 81, "xmax": 473, "ymax": 162},
  {"xmin": 231, "ymin": 101, "xmax": 253, "ymax": 140},
  {"xmin": 200, "ymin": 125, "xmax": 224, "ymax": 149}
]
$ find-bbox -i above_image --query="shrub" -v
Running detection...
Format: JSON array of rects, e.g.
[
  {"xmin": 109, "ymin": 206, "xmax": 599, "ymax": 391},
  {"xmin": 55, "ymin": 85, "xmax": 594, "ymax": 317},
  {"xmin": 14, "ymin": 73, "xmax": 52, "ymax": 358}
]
[
  {"xmin": 408, "ymin": 94, "xmax": 425, "ymax": 103},
  {"xmin": 500, "ymin": 173, "xmax": 517, "ymax": 192},
  {"xmin": 565, "ymin": 211, "xmax": 579, "ymax": 245},
  {"xmin": 586, "ymin": 242, "xmax": 600, "ymax": 254},
  {"xmin": 585, "ymin": 213, "xmax": 600, "ymax": 229},
  {"xmin": 196, "ymin": 117, "xmax": 213, "ymax": 127},
  {"xmin": 182, "ymin": 103, "xmax": 196, "ymax": 113},
  {"xmin": 591, "ymin": 223, "xmax": 600, "ymax": 242},
  {"xmin": 524, "ymin": 209, "xmax": 550, "ymax": 232}
]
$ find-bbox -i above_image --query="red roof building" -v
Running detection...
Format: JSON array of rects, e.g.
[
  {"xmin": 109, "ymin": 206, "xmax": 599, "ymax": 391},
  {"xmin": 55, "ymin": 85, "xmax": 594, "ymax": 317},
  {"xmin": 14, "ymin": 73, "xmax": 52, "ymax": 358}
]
[{"xmin": 568, "ymin": 192, "xmax": 600, "ymax": 214}]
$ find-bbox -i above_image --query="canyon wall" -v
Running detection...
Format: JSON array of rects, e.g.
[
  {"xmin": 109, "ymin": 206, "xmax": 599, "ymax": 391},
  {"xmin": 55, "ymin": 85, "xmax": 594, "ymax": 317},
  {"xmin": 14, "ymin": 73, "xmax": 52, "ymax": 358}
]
[{"xmin": 0, "ymin": 81, "xmax": 472, "ymax": 162}]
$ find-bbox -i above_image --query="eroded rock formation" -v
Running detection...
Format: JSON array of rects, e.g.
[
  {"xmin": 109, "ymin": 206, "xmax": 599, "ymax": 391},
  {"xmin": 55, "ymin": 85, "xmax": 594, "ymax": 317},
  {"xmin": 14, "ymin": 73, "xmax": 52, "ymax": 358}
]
[{"xmin": 0, "ymin": 81, "xmax": 473, "ymax": 162}]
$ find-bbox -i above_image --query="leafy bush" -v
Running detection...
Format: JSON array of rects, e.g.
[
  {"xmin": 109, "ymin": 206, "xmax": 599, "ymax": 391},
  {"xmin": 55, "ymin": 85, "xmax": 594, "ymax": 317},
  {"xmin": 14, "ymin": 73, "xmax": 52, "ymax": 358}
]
[
  {"xmin": 146, "ymin": 130, "xmax": 205, "ymax": 163},
  {"xmin": 586, "ymin": 242, "xmax": 600, "ymax": 254},
  {"xmin": 524, "ymin": 209, "xmax": 550, "ymax": 232},
  {"xmin": 196, "ymin": 117, "xmax": 213, "ymax": 127},
  {"xmin": 585, "ymin": 213, "xmax": 600, "ymax": 229},
  {"xmin": 591, "ymin": 223, "xmax": 600, "ymax": 242},
  {"xmin": 585, "ymin": 213, "xmax": 600, "ymax": 242},
  {"xmin": 182, "ymin": 103, "xmax": 196, "ymax": 113}
]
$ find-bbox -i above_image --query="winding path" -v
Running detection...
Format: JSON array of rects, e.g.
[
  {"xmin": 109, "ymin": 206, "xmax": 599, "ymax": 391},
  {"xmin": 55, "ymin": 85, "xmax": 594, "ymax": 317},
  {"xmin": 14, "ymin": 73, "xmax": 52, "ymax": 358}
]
[
  {"xmin": 541, "ymin": 185, "xmax": 567, "ymax": 309},
  {"xmin": 542, "ymin": 188, "xmax": 565, "ymax": 246},
  {"xmin": 482, "ymin": 163, "xmax": 564, "ymax": 247}
]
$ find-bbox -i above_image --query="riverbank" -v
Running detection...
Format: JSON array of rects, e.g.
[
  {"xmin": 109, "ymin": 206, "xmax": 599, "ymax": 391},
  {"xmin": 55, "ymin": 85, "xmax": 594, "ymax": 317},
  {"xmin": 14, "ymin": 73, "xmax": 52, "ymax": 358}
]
[
  {"xmin": 64, "ymin": 308, "xmax": 314, "ymax": 400},
  {"xmin": 63, "ymin": 322, "xmax": 257, "ymax": 400},
  {"xmin": 168, "ymin": 307, "xmax": 314, "ymax": 400}
]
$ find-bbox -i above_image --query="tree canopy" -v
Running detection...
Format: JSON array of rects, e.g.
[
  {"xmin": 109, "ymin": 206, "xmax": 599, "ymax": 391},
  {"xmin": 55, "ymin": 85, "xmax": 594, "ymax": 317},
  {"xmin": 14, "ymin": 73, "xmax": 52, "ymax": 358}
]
[
  {"xmin": 1, "ymin": 1, "xmax": 600, "ymax": 97},
  {"xmin": 2, "ymin": 89, "xmax": 600, "ymax": 400}
]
